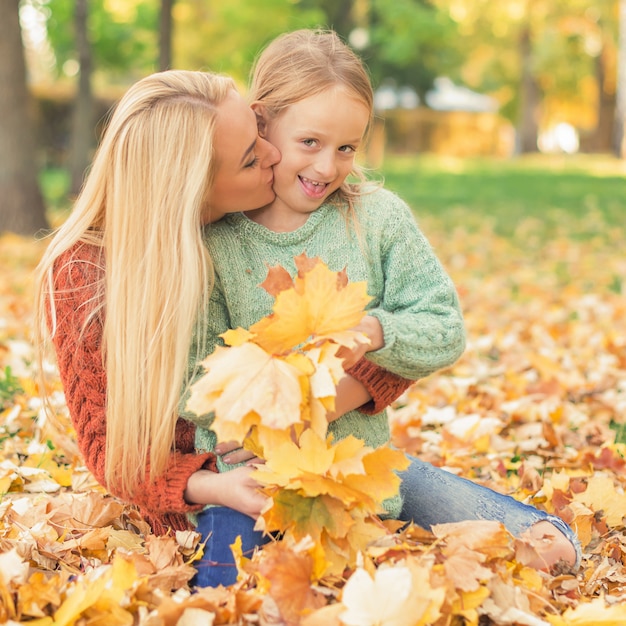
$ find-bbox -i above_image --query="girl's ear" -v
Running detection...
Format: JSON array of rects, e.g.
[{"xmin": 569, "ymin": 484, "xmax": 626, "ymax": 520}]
[{"xmin": 251, "ymin": 102, "xmax": 269, "ymax": 138}]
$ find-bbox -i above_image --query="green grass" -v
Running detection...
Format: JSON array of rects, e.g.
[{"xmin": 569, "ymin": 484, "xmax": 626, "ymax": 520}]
[{"xmin": 379, "ymin": 153, "xmax": 626, "ymax": 238}]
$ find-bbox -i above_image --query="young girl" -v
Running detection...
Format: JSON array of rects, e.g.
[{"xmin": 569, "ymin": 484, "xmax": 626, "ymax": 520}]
[{"xmin": 188, "ymin": 29, "xmax": 580, "ymax": 584}]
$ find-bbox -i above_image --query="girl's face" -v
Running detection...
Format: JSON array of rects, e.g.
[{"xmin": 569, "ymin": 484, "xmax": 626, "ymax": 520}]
[
  {"xmin": 204, "ymin": 90, "xmax": 281, "ymax": 224},
  {"xmin": 251, "ymin": 86, "xmax": 370, "ymax": 231}
]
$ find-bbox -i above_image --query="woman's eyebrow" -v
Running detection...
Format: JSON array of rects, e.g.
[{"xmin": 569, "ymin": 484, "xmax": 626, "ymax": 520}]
[{"xmin": 239, "ymin": 139, "xmax": 257, "ymax": 166}]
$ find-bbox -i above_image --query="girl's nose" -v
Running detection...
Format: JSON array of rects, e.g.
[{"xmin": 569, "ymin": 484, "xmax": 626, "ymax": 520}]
[{"xmin": 313, "ymin": 151, "xmax": 337, "ymax": 179}]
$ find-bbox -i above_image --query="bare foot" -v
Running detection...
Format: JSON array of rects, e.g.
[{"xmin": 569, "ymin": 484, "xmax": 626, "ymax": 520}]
[{"xmin": 519, "ymin": 520, "xmax": 577, "ymax": 572}]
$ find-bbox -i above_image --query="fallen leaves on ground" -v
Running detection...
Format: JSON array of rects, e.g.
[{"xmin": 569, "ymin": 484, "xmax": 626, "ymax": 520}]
[{"xmin": 1, "ymin": 214, "xmax": 625, "ymax": 625}]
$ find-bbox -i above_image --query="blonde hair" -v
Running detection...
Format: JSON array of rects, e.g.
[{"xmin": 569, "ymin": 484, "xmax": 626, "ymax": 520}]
[
  {"xmin": 34, "ymin": 70, "xmax": 236, "ymax": 496},
  {"xmin": 249, "ymin": 29, "xmax": 375, "ymax": 209}
]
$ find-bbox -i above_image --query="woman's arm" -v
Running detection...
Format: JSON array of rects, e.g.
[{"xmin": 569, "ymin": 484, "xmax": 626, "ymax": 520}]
[{"xmin": 51, "ymin": 244, "xmax": 216, "ymax": 515}]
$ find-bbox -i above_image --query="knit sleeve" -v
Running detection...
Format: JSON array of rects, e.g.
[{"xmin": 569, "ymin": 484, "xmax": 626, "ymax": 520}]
[
  {"xmin": 345, "ymin": 358, "xmax": 413, "ymax": 415},
  {"xmin": 364, "ymin": 193, "xmax": 466, "ymax": 379},
  {"xmin": 50, "ymin": 243, "xmax": 216, "ymax": 517}
]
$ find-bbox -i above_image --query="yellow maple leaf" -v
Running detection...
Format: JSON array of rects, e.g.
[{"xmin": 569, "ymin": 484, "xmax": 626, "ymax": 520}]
[
  {"xmin": 253, "ymin": 431, "xmax": 404, "ymax": 515},
  {"xmin": 345, "ymin": 446, "xmax": 410, "ymax": 504},
  {"xmin": 250, "ymin": 258, "xmax": 371, "ymax": 355},
  {"xmin": 187, "ymin": 256, "xmax": 372, "ymax": 440}
]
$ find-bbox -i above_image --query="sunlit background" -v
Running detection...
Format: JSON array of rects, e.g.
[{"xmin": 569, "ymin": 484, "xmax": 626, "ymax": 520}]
[{"xmin": 1, "ymin": 0, "xmax": 625, "ymax": 234}]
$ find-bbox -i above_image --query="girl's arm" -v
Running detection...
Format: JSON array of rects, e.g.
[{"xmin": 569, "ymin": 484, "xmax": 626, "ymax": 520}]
[{"xmin": 362, "ymin": 193, "xmax": 466, "ymax": 380}]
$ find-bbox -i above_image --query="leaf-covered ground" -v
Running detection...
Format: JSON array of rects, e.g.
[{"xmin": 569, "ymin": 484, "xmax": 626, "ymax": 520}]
[{"xmin": 1, "ymin": 207, "xmax": 625, "ymax": 625}]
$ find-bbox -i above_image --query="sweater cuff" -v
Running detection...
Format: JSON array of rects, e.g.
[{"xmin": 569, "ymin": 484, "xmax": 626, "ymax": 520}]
[
  {"xmin": 346, "ymin": 358, "xmax": 414, "ymax": 415},
  {"xmin": 144, "ymin": 452, "xmax": 217, "ymax": 514}
]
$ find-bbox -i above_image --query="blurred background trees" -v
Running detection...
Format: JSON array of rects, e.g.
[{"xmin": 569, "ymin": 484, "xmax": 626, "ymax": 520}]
[
  {"xmin": 1, "ymin": 0, "xmax": 624, "ymax": 235},
  {"xmin": 0, "ymin": 0, "xmax": 48, "ymax": 235}
]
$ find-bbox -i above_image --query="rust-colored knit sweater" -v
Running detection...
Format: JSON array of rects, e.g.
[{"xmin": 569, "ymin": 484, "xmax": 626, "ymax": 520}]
[{"xmin": 50, "ymin": 242, "xmax": 413, "ymax": 535}]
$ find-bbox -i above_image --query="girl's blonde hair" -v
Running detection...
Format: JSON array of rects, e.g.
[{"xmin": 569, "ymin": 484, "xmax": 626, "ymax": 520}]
[
  {"xmin": 249, "ymin": 29, "xmax": 375, "ymax": 207},
  {"xmin": 34, "ymin": 70, "xmax": 236, "ymax": 496}
]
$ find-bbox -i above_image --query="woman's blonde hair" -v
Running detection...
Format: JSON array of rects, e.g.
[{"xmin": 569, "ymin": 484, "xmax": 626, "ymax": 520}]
[
  {"xmin": 249, "ymin": 29, "xmax": 375, "ymax": 207},
  {"xmin": 34, "ymin": 70, "xmax": 236, "ymax": 495}
]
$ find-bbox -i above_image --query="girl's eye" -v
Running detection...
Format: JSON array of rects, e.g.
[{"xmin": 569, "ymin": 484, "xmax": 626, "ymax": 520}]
[
  {"xmin": 245, "ymin": 156, "xmax": 260, "ymax": 168},
  {"xmin": 339, "ymin": 145, "xmax": 356, "ymax": 154},
  {"xmin": 302, "ymin": 139, "xmax": 317, "ymax": 147}
]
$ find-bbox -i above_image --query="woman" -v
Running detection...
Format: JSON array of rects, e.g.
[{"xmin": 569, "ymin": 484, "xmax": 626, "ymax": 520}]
[{"xmin": 34, "ymin": 70, "xmax": 413, "ymax": 584}]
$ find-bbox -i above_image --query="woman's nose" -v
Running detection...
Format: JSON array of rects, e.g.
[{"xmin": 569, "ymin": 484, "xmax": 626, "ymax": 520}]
[{"xmin": 259, "ymin": 137, "xmax": 281, "ymax": 167}]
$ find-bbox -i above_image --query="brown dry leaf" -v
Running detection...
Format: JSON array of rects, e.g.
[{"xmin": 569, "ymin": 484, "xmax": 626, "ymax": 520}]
[{"xmin": 256, "ymin": 541, "xmax": 326, "ymax": 625}]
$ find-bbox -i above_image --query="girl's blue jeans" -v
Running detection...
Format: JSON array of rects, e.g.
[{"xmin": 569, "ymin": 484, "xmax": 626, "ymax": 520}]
[{"xmin": 192, "ymin": 454, "xmax": 581, "ymax": 587}]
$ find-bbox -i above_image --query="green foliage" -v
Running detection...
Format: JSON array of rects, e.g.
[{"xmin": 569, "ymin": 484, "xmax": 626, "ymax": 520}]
[
  {"xmin": 173, "ymin": 0, "xmax": 326, "ymax": 83},
  {"xmin": 31, "ymin": 0, "xmax": 159, "ymax": 80},
  {"xmin": 365, "ymin": 0, "xmax": 461, "ymax": 96},
  {"xmin": 39, "ymin": 167, "xmax": 70, "ymax": 211},
  {"xmin": 0, "ymin": 367, "xmax": 23, "ymax": 410}
]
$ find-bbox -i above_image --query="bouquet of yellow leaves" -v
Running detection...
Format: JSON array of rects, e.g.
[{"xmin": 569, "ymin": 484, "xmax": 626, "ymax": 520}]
[{"xmin": 187, "ymin": 254, "xmax": 409, "ymax": 578}]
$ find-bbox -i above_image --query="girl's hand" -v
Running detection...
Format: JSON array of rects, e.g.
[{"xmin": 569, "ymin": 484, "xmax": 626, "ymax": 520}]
[
  {"xmin": 184, "ymin": 466, "xmax": 268, "ymax": 519},
  {"xmin": 337, "ymin": 315, "xmax": 384, "ymax": 369},
  {"xmin": 215, "ymin": 440, "xmax": 259, "ymax": 465}
]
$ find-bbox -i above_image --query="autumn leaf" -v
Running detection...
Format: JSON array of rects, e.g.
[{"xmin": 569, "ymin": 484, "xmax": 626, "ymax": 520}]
[
  {"xmin": 249, "ymin": 257, "xmax": 371, "ymax": 355},
  {"xmin": 52, "ymin": 554, "xmax": 138, "ymax": 626},
  {"xmin": 546, "ymin": 595, "xmax": 626, "ymax": 625},
  {"xmin": 187, "ymin": 342, "xmax": 305, "ymax": 441},
  {"xmin": 257, "ymin": 489, "xmax": 355, "ymax": 544},
  {"xmin": 339, "ymin": 560, "xmax": 444, "ymax": 626},
  {"xmin": 255, "ymin": 540, "xmax": 326, "ymax": 625}
]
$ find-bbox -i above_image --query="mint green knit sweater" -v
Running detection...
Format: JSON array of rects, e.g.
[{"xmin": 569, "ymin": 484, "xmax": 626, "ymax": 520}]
[{"xmin": 186, "ymin": 187, "xmax": 466, "ymax": 518}]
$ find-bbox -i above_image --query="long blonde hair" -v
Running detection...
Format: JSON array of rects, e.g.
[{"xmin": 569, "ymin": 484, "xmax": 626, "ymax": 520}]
[
  {"xmin": 34, "ymin": 70, "xmax": 236, "ymax": 495},
  {"xmin": 249, "ymin": 29, "xmax": 375, "ymax": 207}
]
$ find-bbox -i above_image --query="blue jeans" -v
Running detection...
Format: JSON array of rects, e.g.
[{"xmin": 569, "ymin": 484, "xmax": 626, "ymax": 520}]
[
  {"xmin": 398, "ymin": 455, "xmax": 581, "ymax": 565},
  {"xmin": 192, "ymin": 455, "xmax": 581, "ymax": 586},
  {"xmin": 193, "ymin": 507, "xmax": 269, "ymax": 587}
]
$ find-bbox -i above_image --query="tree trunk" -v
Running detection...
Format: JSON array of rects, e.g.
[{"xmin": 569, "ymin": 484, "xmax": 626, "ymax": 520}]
[
  {"xmin": 615, "ymin": 0, "xmax": 626, "ymax": 158},
  {"xmin": 0, "ymin": 0, "xmax": 48, "ymax": 236},
  {"xmin": 590, "ymin": 41, "xmax": 616, "ymax": 153},
  {"xmin": 517, "ymin": 23, "xmax": 541, "ymax": 153},
  {"xmin": 159, "ymin": 0, "xmax": 174, "ymax": 71},
  {"xmin": 69, "ymin": 0, "xmax": 95, "ymax": 196}
]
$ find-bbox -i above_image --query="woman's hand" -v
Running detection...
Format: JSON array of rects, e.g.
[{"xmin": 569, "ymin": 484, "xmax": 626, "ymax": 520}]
[
  {"xmin": 184, "ymin": 466, "xmax": 268, "ymax": 519},
  {"xmin": 336, "ymin": 315, "xmax": 384, "ymax": 369}
]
